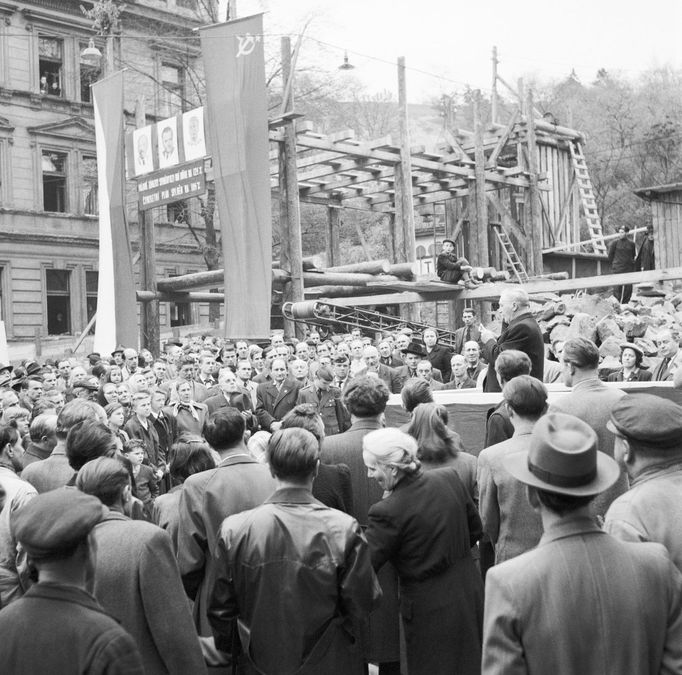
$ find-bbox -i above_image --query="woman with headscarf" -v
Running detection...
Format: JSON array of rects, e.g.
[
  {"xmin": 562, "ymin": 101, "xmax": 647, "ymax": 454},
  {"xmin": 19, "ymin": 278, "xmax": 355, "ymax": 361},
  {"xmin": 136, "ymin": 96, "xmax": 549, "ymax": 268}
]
[{"xmin": 363, "ymin": 428, "xmax": 483, "ymax": 675}]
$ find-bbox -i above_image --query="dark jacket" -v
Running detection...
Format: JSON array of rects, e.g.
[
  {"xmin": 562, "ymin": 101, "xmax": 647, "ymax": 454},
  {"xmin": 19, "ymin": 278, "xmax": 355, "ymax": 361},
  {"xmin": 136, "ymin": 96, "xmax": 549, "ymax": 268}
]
[
  {"xmin": 437, "ymin": 252, "xmax": 467, "ymax": 282},
  {"xmin": 454, "ymin": 325, "xmax": 483, "ymax": 355},
  {"xmin": 608, "ymin": 237, "xmax": 636, "ymax": 273},
  {"xmin": 162, "ymin": 401, "xmax": 208, "ymax": 439},
  {"xmin": 256, "ymin": 378, "xmax": 303, "ymax": 431},
  {"xmin": 176, "ymin": 454, "xmax": 276, "ymax": 636},
  {"xmin": 0, "ymin": 583, "xmax": 145, "ymax": 675},
  {"xmin": 124, "ymin": 416, "xmax": 162, "ymax": 468},
  {"xmin": 366, "ymin": 469, "xmax": 484, "ymax": 675},
  {"xmin": 607, "ymin": 368, "xmax": 653, "ymax": 382},
  {"xmin": 209, "ymin": 488, "xmax": 381, "ymax": 675},
  {"xmin": 425, "ymin": 343, "xmax": 453, "ymax": 381},
  {"xmin": 313, "ymin": 463, "xmax": 353, "ymax": 514},
  {"xmin": 204, "ymin": 391, "xmax": 257, "ymax": 432},
  {"xmin": 297, "ymin": 384, "xmax": 350, "ymax": 436},
  {"xmin": 636, "ymin": 236, "xmax": 655, "ymax": 271},
  {"xmin": 374, "ymin": 362, "xmax": 402, "ymax": 394},
  {"xmin": 482, "ymin": 312, "xmax": 545, "ymax": 392}
]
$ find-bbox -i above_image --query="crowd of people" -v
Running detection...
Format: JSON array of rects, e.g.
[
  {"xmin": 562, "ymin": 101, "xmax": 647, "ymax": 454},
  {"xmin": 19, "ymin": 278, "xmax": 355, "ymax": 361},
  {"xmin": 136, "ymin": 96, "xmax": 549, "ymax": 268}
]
[{"xmin": 0, "ymin": 284, "xmax": 681, "ymax": 674}]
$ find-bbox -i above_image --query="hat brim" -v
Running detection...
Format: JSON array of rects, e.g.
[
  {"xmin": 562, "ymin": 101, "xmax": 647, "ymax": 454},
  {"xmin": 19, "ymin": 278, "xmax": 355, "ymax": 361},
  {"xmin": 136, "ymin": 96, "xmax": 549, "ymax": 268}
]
[
  {"xmin": 0, "ymin": 365, "xmax": 13, "ymax": 374},
  {"xmin": 503, "ymin": 449, "xmax": 621, "ymax": 497}
]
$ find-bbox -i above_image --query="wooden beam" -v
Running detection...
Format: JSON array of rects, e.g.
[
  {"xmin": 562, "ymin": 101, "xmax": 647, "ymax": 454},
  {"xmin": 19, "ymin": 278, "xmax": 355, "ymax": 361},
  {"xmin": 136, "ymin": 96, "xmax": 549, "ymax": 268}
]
[
  {"xmin": 487, "ymin": 107, "xmax": 520, "ymax": 168},
  {"xmin": 551, "ymin": 171, "xmax": 577, "ymax": 243},
  {"xmin": 473, "ymin": 90, "xmax": 489, "ymax": 267},
  {"xmin": 486, "ymin": 192, "xmax": 526, "ymax": 244},
  {"xmin": 526, "ymin": 89, "xmax": 543, "ymax": 275},
  {"xmin": 327, "ymin": 259, "xmax": 391, "ymax": 274},
  {"xmin": 326, "ymin": 206, "xmax": 341, "ymax": 267}
]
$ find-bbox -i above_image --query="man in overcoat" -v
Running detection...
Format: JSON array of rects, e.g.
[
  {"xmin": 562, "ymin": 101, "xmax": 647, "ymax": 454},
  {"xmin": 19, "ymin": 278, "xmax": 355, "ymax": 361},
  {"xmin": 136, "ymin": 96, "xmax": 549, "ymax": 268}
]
[
  {"xmin": 255, "ymin": 358, "xmax": 302, "ymax": 432},
  {"xmin": 483, "ymin": 412, "xmax": 682, "ymax": 675},
  {"xmin": 481, "ymin": 288, "xmax": 544, "ymax": 392}
]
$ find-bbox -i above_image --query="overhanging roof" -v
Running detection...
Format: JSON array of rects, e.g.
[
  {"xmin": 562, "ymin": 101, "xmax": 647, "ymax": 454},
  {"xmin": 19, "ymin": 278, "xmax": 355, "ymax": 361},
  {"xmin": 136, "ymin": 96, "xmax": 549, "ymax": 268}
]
[{"xmin": 634, "ymin": 182, "xmax": 682, "ymax": 200}]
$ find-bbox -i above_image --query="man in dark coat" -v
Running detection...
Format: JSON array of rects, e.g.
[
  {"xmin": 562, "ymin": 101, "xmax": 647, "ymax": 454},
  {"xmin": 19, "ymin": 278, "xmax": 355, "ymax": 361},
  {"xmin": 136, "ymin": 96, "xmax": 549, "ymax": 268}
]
[
  {"xmin": 208, "ymin": 428, "xmax": 380, "ymax": 675},
  {"xmin": 176, "ymin": 409, "xmax": 275, "ymax": 638},
  {"xmin": 255, "ymin": 358, "xmax": 303, "ymax": 432},
  {"xmin": 362, "ymin": 345, "xmax": 402, "ymax": 394},
  {"xmin": 481, "ymin": 288, "xmax": 544, "ymax": 392},
  {"xmin": 0, "ymin": 488, "xmax": 145, "ymax": 675},
  {"xmin": 423, "ymin": 327, "xmax": 453, "ymax": 381},
  {"xmin": 436, "ymin": 239, "xmax": 479, "ymax": 289},
  {"xmin": 636, "ymin": 225, "xmax": 655, "ymax": 271},
  {"xmin": 204, "ymin": 368, "xmax": 257, "ymax": 433},
  {"xmin": 296, "ymin": 366, "xmax": 349, "ymax": 436},
  {"xmin": 453, "ymin": 307, "xmax": 484, "ymax": 354},
  {"xmin": 322, "ymin": 376, "xmax": 400, "ymax": 673},
  {"xmin": 608, "ymin": 225, "xmax": 636, "ymax": 303}
]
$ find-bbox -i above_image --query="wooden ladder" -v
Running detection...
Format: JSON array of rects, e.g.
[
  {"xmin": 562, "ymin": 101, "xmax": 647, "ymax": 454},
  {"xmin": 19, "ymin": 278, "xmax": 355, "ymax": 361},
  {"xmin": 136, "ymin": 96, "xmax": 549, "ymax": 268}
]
[
  {"xmin": 569, "ymin": 141, "xmax": 607, "ymax": 255},
  {"xmin": 492, "ymin": 224, "xmax": 529, "ymax": 283}
]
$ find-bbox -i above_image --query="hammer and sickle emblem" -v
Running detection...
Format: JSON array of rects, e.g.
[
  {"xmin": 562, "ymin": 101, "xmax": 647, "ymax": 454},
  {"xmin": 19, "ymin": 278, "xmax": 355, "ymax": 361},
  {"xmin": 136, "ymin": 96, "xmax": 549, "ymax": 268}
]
[{"xmin": 236, "ymin": 33, "xmax": 260, "ymax": 58}]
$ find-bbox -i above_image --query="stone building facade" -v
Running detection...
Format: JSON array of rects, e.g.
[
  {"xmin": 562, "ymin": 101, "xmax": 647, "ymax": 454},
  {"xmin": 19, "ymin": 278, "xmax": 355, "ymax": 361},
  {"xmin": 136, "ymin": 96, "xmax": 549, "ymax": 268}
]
[{"xmin": 0, "ymin": 0, "xmax": 214, "ymax": 344}]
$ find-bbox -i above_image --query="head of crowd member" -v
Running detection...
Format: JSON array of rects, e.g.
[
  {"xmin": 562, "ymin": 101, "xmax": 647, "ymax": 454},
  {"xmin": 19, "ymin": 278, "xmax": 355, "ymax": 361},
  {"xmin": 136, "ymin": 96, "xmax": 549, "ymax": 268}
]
[
  {"xmin": 177, "ymin": 358, "xmax": 196, "ymax": 383},
  {"xmin": 56, "ymin": 400, "xmax": 107, "ymax": 446},
  {"xmin": 335, "ymin": 342, "xmax": 350, "ymax": 358},
  {"xmin": 221, "ymin": 343, "xmax": 238, "ymax": 369},
  {"xmin": 316, "ymin": 343, "xmax": 330, "ymax": 360},
  {"xmin": 551, "ymin": 338, "xmax": 566, "ymax": 362},
  {"xmin": 619, "ymin": 343, "xmax": 644, "ymax": 371},
  {"xmin": 378, "ymin": 341, "xmax": 392, "ymax": 361},
  {"xmin": 395, "ymin": 333, "xmax": 410, "ymax": 353},
  {"xmin": 28, "ymin": 413, "xmax": 58, "ymax": 455},
  {"xmin": 12, "ymin": 489, "xmax": 105, "ymax": 590},
  {"xmin": 235, "ymin": 360, "xmax": 252, "ymax": 385},
  {"xmin": 350, "ymin": 340, "xmax": 364, "ymax": 361},
  {"xmin": 495, "ymin": 349, "xmax": 532, "ymax": 389},
  {"xmin": 30, "ymin": 398, "xmax": 57, "ymax": 421},
  {"xmin": 270, "ymin": 332, "xmax": 284, "ymax": 348},
  {"xmin": 462, "ymin": 308, "xmax": 476, "ymax": 327},
  {"xmin": 123, "ymin": 348, "xmax": 138, "ymax": 375},
  {"xmin": 503, "ymin": 375, "xmax": 548, "ymax": 428},
  {"xmin": 0, "ymin": 388, "xmax": 18, "ymax": 411},
  {"xmin": 234, "ymin": 341, "xmax": 249, "ymax": 361},
  {"xmin": 127, "ymin": 373, "xmax": 148, "ymax": 394},
  {"xmin": 400, "ymin": 378, "xmax": 433, "ymax": 414},
  {"xmin": 281, "ymin": 404, "xmax": 325, "ymax": 445},
  {"xmin": 247, "ymin": 430, "xmax": 271, "ymax": 463},
  {"xmin": 503, "ymin": 412, "xmax": 620, "ymax": 518},
  {"xmin": 617, "ymin": 225, "xmax": 629, "ymax": 240},
  {"xmin": 362, "ymin": 346, "xmax": 380, "ymax": 371},
  {"xmin": 41, "ymin": 368, "xmax": 58, "ymax": 392},
  {"xmin": 199, "ymin": 354, "xmax": 217, "ymax": 378},
  {"xmin": 76, "ymin": 456, "xmax": 132, "ymax": 512},
  {"xmin": 107, "ymin": 365, "xmax": 123, "ymax": 385},
  {"xmin": 407, "ymin": 402, "xmax": 464, "ymax": 465},
  {"xmin": 3, "ymin": 406, "xmax": 30, "ymax": 436},
  {"xmin": 416, "ymin": 360, "xmax": 434, "ymax": 382},
  {"xmin": 149, "ymin": 388, "xmax": 166, "ymax": 414},
  {"xmin": 362, "ymin": 427, "xmax": 420, "ymax": 492},
  {"xmin": 560, "ymin": 337, "xmax": 600, "ymax": 387},
  {"xmin": 104, "ymin": 402, "xmax": 126, "ymax": 433},
  {"xmin": 204, "ymin": 408, "xmax": 246, "ymax": 452},
  {"xmin": 289, "ymin": 359, "xmax": 309, "ymax": 382},
  {"xmin": 260, "ymin": 346, "xmax": 275, "ymax": 372},
  {"xmin": 91, "ymin": 363, "xmax": 109, "ymax": 385},
  {"xmin": 44, "ymin": 388, "xmax": 65, "ymax": 412},
  {"xmin": 308, "ymin": 331, "xmax": 320, "ymax": 345},
  {"xmin": 249, "ymin": 346, "xmax": 264, "ymax": 372},
  {"xmin": 111, "ymin": 348, "xmax": 125, "ymax": 368},
  {"xmin": 66, "ymin": 419, "xmax": 117, "ymax": 472},
  {"xmin": 270, "ymin": 358, "xmax": 288, "ymax": 386},
  {"xmin": 0, "ymin": 424, "xmax": 24, "ymax": 473},
  {"xmin": 450, "ymin": 355, "xmax": 469, "ymax": 382},
  {"xmin": 23, "ymin": 377, "xmax": 44, "ymax": 405},
  {"xmin": 497, "ymin": 288, "xmax": 531, "ymax": 325},
  {"xmin": 350, "ymin": 327, "xmax": 362, "ymax": 339},
  {"xmin": 343, "ymin": 376, "xmax": 389, "ymax": 423},
  {"xmin": 608, "ymin": 395, "xmax": 682, "ymax": 481},
  {"xmin": 0, "ymin": 364, "xmax": 12, "ymax": 388},
  {"xmin": 319, "ymin": 355, "xmax": 332, "ymax": 369},
  {"xmin": 655, "ymin": 329, "xmax": 680, "ymax": 361},
  {"xmin": 131, "ymin": 392, "xmax": 152, "ymax": 422},
  {"xmin": 69, "ymin": 366, "xmax": 88, "ymax": 388},
  {"xmin": 304, "ymin": 340, "xmax": 317, "ymax": 361},
  {"xmin": 122, "ymin": 438, "xmax": 145, "ymax": 471},
  {"xmin": 176, "ymin": 380, "xmax": 194, "ymax": 405},
  {"xmin": 402, "ymin": 346, "xmax": 422, "ymax": 372},
  {"xmin": 58, "ymin": 360, "xmax": 73, "ymax": 381},
  {"xmin": 312, "ymin": 366, "xmax": 334, "ymax": 395},
  {"xmin": 116, "ymin": 383, "xmax": 132, "ymax": 406},
  {"xmin": 165, "ymin": 344, "xmax": 182, "ymax": 366},
  {"xmin": 139, "ymin": 349, "xmax": 154, "ymax": 369},
  {"xmin": 267, "ymin": 427, "xmax": 320, "ymax": 487},
  {"xmin": 166, "ymin": 438, "xmax": 215, "ymax": 487},
  {"xmin": 332, "ymin": 354, "xmax": 350, "ymax": 383},
  {"xmin": 141, "ymin": 368, "xmax": 156, "ymax": 391},
  {"xmin": 423, "ymin": 328, "xmax": 438, "ymax": 349},
  {"xmin": 218, "ymin": 368, "xmax": 241, "ymax": 397},
  {"xmin": 274, "ymin": 345, "xmax": 290, "ymax": 362},
  {"xmin": 294, "ymin": 342, "xmax": 310, "ymax": 362}
]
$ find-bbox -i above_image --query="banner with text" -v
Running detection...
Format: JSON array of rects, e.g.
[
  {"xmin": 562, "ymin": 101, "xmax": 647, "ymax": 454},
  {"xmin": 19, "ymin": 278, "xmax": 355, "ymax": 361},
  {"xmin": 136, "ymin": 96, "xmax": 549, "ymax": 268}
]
[
  {"xmin": 136, "ymin": 159, "xmax": 206, "ymax": 211},
  {"xmin": 199, "ymin": 14, "xmax": 272, "ymax": 339}
]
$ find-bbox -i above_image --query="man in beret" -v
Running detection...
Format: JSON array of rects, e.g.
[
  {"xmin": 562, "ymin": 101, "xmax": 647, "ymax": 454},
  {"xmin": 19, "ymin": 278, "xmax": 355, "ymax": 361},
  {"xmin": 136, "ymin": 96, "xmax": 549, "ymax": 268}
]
[
  {"xmin": 0, "ymin": 489, "xmax": 144, "ymax": 674},
  {"xmin": 483, "ymin": 412, "xmax": 682, "ymax": 674},
  {"xmin": 605, "ymin": 395, "xmax": 682, "ymax": 572}
]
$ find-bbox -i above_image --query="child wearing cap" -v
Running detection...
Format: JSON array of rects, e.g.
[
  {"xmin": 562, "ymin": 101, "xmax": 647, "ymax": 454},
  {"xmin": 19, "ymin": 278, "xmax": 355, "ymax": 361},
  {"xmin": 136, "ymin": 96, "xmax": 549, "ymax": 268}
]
[
  {"xmin": 122, "ymin": 438, "xmax": 158, "ymax": 518},
  {"xmin": 436, "ymin": 239, "xmax": 481, "ymax": 289}
]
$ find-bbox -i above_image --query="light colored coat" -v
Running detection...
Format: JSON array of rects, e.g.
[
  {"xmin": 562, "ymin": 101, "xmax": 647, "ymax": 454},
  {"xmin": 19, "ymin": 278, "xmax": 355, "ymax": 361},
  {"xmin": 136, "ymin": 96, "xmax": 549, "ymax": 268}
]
[
  {"xmin": 605, "ymin": 460, "xmax": 682, "ymax": 572},
  {"xmin": 477, "ymin": 432, "xmax": 543, "ymax": 563},
  {"xmin": 550, "ymin": 378, "xmax": 628, "ymax": 516},
  {"xmin": 483, "ymin": 516, "xmax": 682, "ymax": 675}
]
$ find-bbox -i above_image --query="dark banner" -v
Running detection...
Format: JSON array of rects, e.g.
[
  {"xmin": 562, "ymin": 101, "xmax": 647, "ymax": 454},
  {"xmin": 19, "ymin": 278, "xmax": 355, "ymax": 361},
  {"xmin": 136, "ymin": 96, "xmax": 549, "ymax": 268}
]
[
  {"xmin": 136, "ymin": 159, "xmax": 206, "ymax": 211},
  {"xmin": 199, "ymin": 14, "xmax": 272, "ymax": 339}
]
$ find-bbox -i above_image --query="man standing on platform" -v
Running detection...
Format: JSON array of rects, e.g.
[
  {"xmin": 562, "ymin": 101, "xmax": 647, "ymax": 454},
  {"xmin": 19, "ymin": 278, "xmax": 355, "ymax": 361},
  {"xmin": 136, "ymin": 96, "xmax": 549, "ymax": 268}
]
[
  {"xmin": 608, "ymin": 225, "xmax": 636, "ymax": 304},
  {"xmin": 481, "ymin": 288, "xmax": 544, "ymax": 392}
]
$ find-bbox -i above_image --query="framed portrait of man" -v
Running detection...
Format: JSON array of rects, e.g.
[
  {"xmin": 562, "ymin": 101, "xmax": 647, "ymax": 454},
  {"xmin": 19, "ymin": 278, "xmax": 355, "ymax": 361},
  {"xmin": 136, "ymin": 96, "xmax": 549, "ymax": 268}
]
[
  {"xmin": 157, "ymin": 118, "xmax": 179, "ymax": 169},
  {"xmin": 182, "ymin": 108, "xmax": 206, "ymax": 161},
  {"xmin": 133, "ymin": 127, "xmax": 154, "ymax": 176}
]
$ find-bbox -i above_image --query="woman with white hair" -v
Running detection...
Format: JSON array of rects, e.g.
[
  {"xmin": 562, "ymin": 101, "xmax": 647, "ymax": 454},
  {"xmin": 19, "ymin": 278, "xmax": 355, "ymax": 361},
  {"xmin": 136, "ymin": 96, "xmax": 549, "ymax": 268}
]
[{"xmin": 363, "ymin": 427, "xmax": 483, "ymax": 675}]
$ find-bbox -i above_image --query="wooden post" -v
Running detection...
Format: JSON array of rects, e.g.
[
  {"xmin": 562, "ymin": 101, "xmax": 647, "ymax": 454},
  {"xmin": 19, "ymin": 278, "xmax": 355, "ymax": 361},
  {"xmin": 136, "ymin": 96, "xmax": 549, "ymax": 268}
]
[
  {"xmin": 491, "ymin": 46, "xmax": 499, "ymax": 125},
  {"xmin": 279, "ymin": 37, "xmax": 305, "ymax": 340},
  {"xmin": 135, "ymin": 96, "xmax": 160, "ymax": 355},
  {"xmin": 473, "ymin": 90, "xmax": 489, "ymax": 267},
  {"xmin": 526, "ymin": 89, "xmax": 543, "ymax": 275},
  {"xmin": 34, "ymin": 326, "xmax": 42, "ymax": 359},
  {"xmin": 326, "ymin": 206, "xmax": 341, "ymax": 266}
]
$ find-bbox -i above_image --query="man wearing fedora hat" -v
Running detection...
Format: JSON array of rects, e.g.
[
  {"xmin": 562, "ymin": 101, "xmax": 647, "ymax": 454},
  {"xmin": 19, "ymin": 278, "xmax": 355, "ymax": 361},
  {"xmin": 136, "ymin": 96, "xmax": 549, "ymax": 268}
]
[
  {"xmin": 395, "ymin": 340, "xmax": 442, "ymax": 390},
  {"xmin": 0, "ymin": 362, "xmax": 13, "ymax": 388},
  {"xmin": 605, "ymin": 394, "xmax": 682, "ymax": 572},
  {"xmin": 483, "ymin": 412, "xmax": 682, "ymax": 674}
]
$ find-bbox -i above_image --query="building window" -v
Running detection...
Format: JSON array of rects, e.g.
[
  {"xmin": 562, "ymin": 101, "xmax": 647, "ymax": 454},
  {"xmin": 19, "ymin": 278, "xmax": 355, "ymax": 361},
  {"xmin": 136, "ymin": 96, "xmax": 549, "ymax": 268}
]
[
  {"xmin": 160, "ymin": 63, "xmax": 184, "ymax": 116},
  {"xmin": 80, "ymin": 44, "xmax": 102, "ymax": 103},
  {"xmin": 168, "ymin": 273, "xmax": 192, "ymax": 327},
  {"xmin": 81, "ymin": 155, "xmax": 98, "ymax": 215},
  {"xmin": 167, "ymin": 200, "xmax": 187, "ymax": 224},
  {"xmin": 42, "ymin": 150, "xmax": 67, "ymax": 212},
  {"xmin": 46, "ymin": 269, "xmax": 71, "ymax": 335},
  {"xmin": 39, "ymin": 36, "xmax": 64, "ymax": 97},
  {"xmin": 86, "ymin": 270, "xmax": 98, "ymax": 333}
]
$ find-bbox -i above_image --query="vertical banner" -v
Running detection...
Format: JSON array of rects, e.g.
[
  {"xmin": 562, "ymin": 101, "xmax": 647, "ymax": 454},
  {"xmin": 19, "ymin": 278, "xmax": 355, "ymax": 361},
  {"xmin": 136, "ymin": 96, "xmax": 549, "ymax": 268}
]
[
  {"xmin": 199, "ymin": 15, "xmax": 272, "ymax": 339},
  {"xmin": 93, "ymin": 72, "xmax": 138, "ymax": 354}
]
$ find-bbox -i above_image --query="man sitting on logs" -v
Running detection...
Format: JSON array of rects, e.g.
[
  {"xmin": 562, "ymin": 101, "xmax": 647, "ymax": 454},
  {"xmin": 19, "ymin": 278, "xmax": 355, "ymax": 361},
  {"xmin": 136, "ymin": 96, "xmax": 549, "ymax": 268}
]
[{"xmin": 436, "ymin": 239, "xmax": 480, "ymax": 289}]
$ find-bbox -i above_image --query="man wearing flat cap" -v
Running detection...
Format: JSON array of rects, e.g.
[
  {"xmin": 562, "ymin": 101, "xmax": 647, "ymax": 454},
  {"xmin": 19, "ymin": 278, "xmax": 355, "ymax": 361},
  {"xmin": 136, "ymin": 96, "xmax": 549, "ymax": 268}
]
[
  {"xmin": 605, "ymin": 394, "xmax": 682, "ymax": 572},
  {"xmin": 436, "ymin": 238, "xmax": 480, "ymax": 289},
  {"xmin": 0, "ymin": 488, "xmax": 144, "ymax": 674},
  {"xmin": 482, "ymin": 412, "xmax": 682, "ymax": 675}
]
